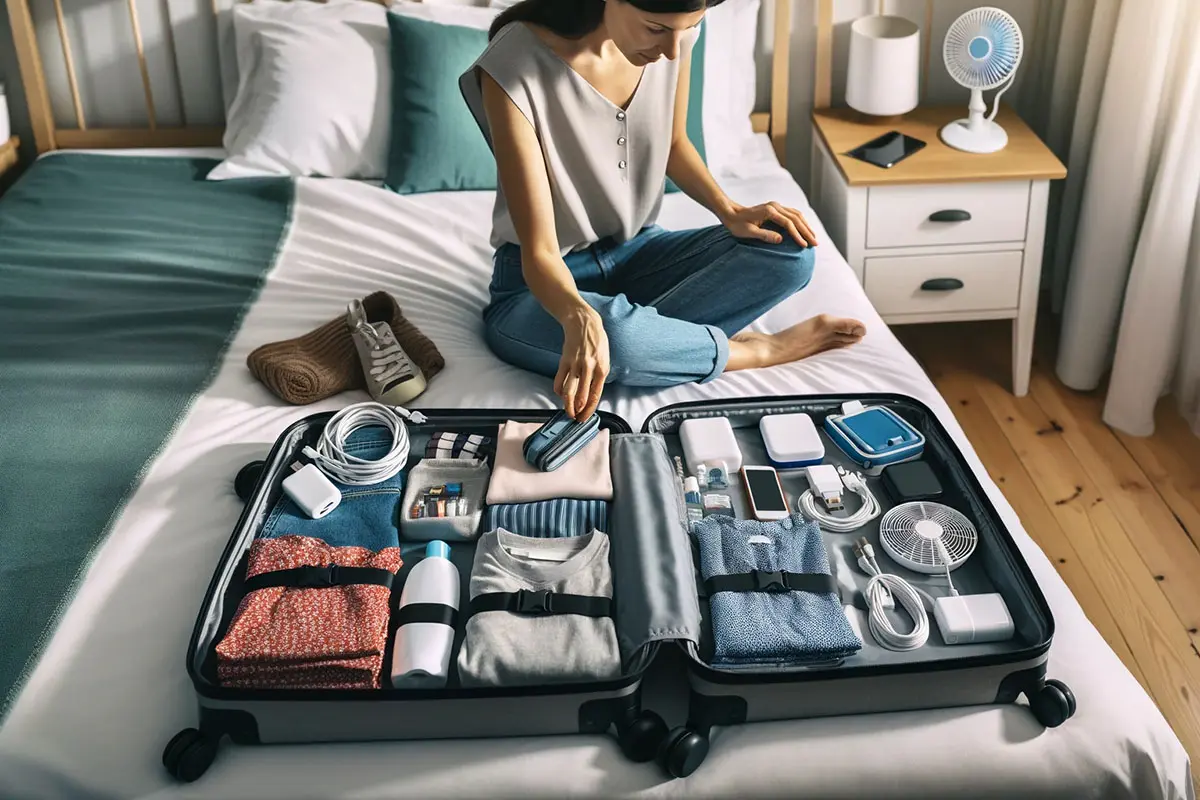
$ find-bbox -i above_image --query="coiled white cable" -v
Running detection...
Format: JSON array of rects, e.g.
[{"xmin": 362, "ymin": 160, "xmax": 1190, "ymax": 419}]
[
  {"xmin": 798, "ymin": 471, "xmax": 882, "ymax": 532},
  {"xmin": 855, "ymin": 539, "xmax": 932, "ymax": 652},
  {"xmin": 301, "ymin": 402, "xmax": 426, "ymax": 486}
]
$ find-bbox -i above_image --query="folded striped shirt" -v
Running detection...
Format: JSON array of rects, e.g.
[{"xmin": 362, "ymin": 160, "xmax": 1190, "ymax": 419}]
[
  {"xmin": 484, "ymin": 499, "xmax": 609, "ymax": 539},
  {"xmin": 425, "ymin": 431, "xmax": 494, "ymax": 461}
]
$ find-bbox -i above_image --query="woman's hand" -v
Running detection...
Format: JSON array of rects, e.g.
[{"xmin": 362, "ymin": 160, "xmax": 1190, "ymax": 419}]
[
  {"xmin": 555, "ymin": 303, "xmax": 610, "ymax": 421},
  {"xmin": 720, "ymin": 201, "xmax": 818, "ymax": 248}
]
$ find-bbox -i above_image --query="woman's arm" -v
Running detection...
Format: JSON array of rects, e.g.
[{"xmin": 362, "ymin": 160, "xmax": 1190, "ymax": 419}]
[
  {"xmin": 480, "ymin": 70, "xmax": 609, "ymax": 420},
  {"xmin": 664, "ymin": 45, "xmax": 818, "ymax": 248}
]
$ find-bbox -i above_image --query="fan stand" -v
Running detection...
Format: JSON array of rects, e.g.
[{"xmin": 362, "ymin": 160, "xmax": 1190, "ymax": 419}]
[{"xmin": 941, "ymin": 88, "xmax": 1008, "ymax": 154}]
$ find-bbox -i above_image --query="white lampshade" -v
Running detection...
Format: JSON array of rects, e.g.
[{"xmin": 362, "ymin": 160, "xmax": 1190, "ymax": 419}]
[{"xmin": 845, "ymin": 15, "xmax": 921, "ymax": 117}]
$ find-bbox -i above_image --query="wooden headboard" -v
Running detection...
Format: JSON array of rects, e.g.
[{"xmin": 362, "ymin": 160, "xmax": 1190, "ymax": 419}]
[{"xmin": 5, "ymin": 0, "xmax": 822, "ymax": 165}]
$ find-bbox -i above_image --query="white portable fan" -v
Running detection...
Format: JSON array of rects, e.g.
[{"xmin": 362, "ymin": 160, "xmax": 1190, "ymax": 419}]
[
  {"xmin": 941, "ymin": 7, "xmax": 1024, "ymax": 153},
  {"xmin": 878, "ymin": 501, "xmax": 978, "ymax": 575}
]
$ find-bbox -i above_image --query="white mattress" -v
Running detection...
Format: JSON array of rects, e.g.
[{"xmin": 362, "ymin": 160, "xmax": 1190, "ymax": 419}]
[{"xmin": 1, "ymin": 139, "xmax": 1192, "ymax": 799}]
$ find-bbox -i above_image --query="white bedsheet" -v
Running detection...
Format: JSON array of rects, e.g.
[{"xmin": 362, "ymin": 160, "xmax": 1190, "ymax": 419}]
[{"xmin": 0, "ymin": 139, "xmax": 1192, "ymax": 799}]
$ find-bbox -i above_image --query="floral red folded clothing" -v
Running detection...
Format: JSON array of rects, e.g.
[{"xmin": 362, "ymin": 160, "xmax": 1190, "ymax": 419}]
[{"xmin": 215, "ymin": 535, "xmax": 403, "ymax": 690}]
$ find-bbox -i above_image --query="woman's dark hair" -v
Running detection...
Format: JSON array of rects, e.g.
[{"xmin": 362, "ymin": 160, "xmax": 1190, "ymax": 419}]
[{"xmin": 489, "ymin": 0, "xmax": 722, "ymax": 41}]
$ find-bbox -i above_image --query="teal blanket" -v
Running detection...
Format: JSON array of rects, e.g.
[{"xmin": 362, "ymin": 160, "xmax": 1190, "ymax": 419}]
[{"xmin": 0, "ymin": 154, "xmax": 293, "ymax": 716}]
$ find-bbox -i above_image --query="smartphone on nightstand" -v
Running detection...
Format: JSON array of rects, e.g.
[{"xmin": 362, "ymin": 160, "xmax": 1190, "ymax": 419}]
[{"xmin": 845, "ymin": 130, "xmax": 926, "ymax": 169}]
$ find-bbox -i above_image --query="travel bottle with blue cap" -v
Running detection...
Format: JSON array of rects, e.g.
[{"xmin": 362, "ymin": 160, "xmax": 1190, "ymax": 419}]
[{"xmin": 390, "ymin": 540, "xmax": 460, "ymax": 689}]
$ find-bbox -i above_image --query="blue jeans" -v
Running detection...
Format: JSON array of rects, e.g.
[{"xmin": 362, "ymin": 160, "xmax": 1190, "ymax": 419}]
[{"xmin": 482, "ymin": 224, "xmax": 816, "ymax": 387}]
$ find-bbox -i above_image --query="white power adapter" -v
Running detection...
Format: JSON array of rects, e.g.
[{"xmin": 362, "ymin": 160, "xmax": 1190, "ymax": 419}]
[
  {"xmin": 934, "ymin": 593, "xmax": 1014, "ymax": 645},
  {"xmin": 804, "ymin": 464, "xmax": 844, "ymax": 511},
  {"xmin": 282, "ymin": 463, "xmax": 342, "ymax": 520}
]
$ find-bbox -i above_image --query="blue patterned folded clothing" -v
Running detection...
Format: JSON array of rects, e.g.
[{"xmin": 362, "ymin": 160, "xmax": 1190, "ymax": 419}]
[
  {"xmin": 484, "ymin": 499, "xmax": 609, "ymax": 538},
  {"xmin": 692, "ymin": 513, "xmax": 861, "ymax": 669}
]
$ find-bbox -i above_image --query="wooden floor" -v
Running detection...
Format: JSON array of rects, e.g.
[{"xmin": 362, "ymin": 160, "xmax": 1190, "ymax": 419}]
[{"xmin": 896, "ymin": 319, "xmax": 1200, "ymax": 774}]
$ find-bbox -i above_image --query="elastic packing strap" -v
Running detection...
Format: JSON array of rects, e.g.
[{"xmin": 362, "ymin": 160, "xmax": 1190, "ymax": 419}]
[
  {"xmin": 394, "ymin": 602, "xmax": 459, "ymax": 628},
  {"xmin": 703, "ymin": 569, "xmax": 838, "ymax": 597},
  {"xmin": 469, "ymin": 589, "xmax": 612, "ymax": 618},
  {"xmin": 243, "ymin": 564, "xmax": 395, "ymax": 592}
]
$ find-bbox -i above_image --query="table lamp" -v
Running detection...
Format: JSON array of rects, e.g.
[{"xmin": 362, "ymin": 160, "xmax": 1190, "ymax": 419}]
[{"xmin": 845, "ymin": 15, "xmax": 921, "ymax": 118}]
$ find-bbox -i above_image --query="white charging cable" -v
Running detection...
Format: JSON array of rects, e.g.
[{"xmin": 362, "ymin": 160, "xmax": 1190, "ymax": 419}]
[
  {"xmin": 854, "ymin": 538, "xmax": 932, "ymax": 651},
  {"xmin": 799, "ymin": 470, "xmax": 882, "ymax": 533},
  {"xmin": 302, "ymin": 402, "xmax": 426, "ymax": 486}
]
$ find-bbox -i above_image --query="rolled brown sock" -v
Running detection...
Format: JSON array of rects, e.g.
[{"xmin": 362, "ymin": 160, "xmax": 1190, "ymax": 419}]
[{"xmin": 247, "ymin": 290, "xmax": 445, "ymax": 405}]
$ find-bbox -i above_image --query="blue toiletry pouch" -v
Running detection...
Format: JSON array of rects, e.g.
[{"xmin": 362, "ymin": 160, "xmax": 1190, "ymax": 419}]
[
  {"xmin": 522, "ymin": 411, "xmax": 601, "ymax": 472},
  {"xmin": 824, "ymin": 402, "xmax": 924, "ymax": 470}
]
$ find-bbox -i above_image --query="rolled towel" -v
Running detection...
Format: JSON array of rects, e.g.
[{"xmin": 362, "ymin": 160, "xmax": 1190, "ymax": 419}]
[{"xmin": 247, "ymin": 290, "xmax": 444, "ymax": 405}]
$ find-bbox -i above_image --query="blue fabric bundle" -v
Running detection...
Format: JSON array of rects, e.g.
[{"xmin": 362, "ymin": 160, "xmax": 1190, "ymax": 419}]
[
  {"xmin": 259, "ymin": 428, "xmax": 403, "ymax": 553},
  {"xmin": 692, "ymin": 512, "xmax": 862, "ymax": 669},
  {"xmin": 484, "ymin": 499, "xmax": 609, "ymax": 539}
]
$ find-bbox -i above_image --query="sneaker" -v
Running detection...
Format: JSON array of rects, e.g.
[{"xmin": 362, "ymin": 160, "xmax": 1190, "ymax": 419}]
[{"xmin": 347, "ymin": 298, "xmax": 427, "ymax": 405}]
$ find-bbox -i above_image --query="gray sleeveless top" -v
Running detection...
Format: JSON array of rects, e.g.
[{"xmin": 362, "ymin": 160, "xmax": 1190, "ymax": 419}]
[{"xmin": 460, "ymin": 22, "xmax": 687, "ymax": 255}]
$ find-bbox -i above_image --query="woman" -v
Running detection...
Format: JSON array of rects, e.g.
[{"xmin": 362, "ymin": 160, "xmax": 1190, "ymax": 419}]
[{"xmin": 459, "ymin": 0, "xmax": 865, "ymax": 421}]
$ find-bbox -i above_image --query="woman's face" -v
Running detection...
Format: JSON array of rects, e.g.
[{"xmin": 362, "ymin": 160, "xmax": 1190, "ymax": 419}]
[{"xmin": 604, "ymin": 2, "xmax": 707, "ymax": 66}]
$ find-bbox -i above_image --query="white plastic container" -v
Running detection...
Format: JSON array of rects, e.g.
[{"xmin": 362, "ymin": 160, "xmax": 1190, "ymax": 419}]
[
  {"xmin": 845, "ymin": 15, "xmax": 921, "ymax": 118},
  {"xmin": 759, "ymin": 413, "xmax": 825, "ymax": 469},
  {"xmin": 390, "ymin": 540, "xmax": 460, "ymax": 689},
  {"xmin": 679, "ymin": 416, "xmax": 743, "ymax": 476}
]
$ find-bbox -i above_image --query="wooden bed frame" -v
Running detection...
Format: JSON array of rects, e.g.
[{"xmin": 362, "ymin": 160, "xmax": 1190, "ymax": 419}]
[{"xmin": 3, "ymin": 0, "xmax": 929, "ymax": 167}]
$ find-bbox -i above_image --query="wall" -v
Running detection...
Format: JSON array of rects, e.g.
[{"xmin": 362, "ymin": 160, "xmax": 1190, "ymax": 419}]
[
  {"xmin": 1, "ymin": 8, "xmax": 34, "ymax": 182},
  {"xmin": 0, "ymin": 0, "xmax": 1048, "ymax": 191}
]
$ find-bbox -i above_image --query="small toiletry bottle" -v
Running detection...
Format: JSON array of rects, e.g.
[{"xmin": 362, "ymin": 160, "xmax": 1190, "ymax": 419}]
[
  {"xmin": 390, "ymin": 541, "xmax": 460, "ymax": 689},
  {"xmin": 696, "ymin": 463, "xmax": 709, "ymax": 489},
  {"xmin": 684, "ymin": 476, "xmax": 705, "ymax": 526}
]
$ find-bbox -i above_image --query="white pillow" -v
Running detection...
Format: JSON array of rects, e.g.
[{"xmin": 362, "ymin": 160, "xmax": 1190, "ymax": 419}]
[
  {"xmin": 701, "ymin": 0, "xmax": 763, "ymax": 177},
  {"xmin": 209, "ymin": 0, "xmax": 392, "ymax": 180}
]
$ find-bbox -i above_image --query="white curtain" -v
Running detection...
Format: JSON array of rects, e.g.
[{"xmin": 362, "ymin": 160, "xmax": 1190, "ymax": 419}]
[{"xmin": 1043, "ymin": 0, "xmax": 1200, "ymax": 438}]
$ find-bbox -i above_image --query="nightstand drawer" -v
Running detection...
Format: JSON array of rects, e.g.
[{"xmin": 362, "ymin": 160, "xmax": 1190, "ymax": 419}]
[
  {"xmin": 864, "ymin": 251, "xmax": 1022, "ymax": 316},
  {"xmin": 866, "ymin": 182, "xmax": 1030, "ymax": 248}
]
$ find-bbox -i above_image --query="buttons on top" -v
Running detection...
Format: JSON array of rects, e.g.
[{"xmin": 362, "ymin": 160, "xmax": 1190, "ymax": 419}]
[
  {"xmin": 618, "ymin": 160, "xmax": 627, "ymax": 170},
  {"xmin": 618, "ymin": 137, "xmax": 626, "ymax": 146},
  {"xmin": 616, "ymin": 111, "xmax": 626, "ymax": 121}
]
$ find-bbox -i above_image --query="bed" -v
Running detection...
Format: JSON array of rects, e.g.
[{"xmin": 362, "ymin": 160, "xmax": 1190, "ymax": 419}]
[{"xmin": 0, "ymin": 0, "xmax": 1193, "ymax": 797}]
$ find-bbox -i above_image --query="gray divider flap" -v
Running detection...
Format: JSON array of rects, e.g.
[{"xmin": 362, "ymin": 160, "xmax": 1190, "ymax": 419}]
[{"xmin": 609, "ymin": 433, "xmax": 702, "ymax": 666}]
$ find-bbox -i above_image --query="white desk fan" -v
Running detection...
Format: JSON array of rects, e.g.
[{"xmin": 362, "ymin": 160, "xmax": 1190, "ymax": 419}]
[{"xmin": 941, "ymin": 7, "xmax": 1023, "ymax": 153}]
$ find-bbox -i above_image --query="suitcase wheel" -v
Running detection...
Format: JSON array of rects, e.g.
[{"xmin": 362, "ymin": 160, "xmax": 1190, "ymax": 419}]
[
  {"xmin": 234, "ymin": 461, "xmax": 266, "ymax": 503},
  {"xmin": 1030, "ymin": 679, "xmax": 1076, "ymax": 728},
  {"xmin": 163, "ymin": 728, "xmax": 218, "ymax": 782},
  {"xmin": 617, "ymin": 711, "xmax": 668, "ymax": 763},
  {"xmin": 658, "ymin": 726, "xmax": 709, "ymax": 779}
]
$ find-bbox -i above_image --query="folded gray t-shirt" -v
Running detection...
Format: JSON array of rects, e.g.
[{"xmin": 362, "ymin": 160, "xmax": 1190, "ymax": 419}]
[{"xmin": 456, "ymin": 529, "xmax": 621, "ymax": 688}]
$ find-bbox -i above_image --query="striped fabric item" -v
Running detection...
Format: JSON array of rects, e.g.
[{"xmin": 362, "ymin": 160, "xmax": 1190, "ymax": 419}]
[
  {"xmin": 485, "ymin": 499, "xmax": 609, "ymax": 539},
  {"xmin": 424, "ymin": 431, "xmax": 494, "ymax": 461}
]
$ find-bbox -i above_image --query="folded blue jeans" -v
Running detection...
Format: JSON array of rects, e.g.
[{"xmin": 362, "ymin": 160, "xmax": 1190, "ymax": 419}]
[
  {"xmin": 692, "ymin": 512, "xmax": 862, "ymax": 669},
  {"xmin": 259, "ymin": 427, "xmax": 404, "ymax": 552},
  {"xmin": 483, "ymin": 223, "xmax": 816, "ymax": 387}
]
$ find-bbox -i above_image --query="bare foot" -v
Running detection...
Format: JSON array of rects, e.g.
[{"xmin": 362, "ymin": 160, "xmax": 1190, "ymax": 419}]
[{"xmin": 727, "ymin": 314, "xmax": 866, "ymax": 372}]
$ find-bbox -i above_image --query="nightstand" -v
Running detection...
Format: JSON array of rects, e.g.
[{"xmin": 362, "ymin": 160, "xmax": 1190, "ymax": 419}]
[{"xmin": 809, "ymin": 106, "xmax": 1067, "ymax": 397}]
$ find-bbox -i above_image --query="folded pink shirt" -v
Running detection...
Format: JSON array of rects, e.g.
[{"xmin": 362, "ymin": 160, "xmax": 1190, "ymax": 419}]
[{"xmin": 485, "ymin": 421, "xmax": 614, "ymax": 505}]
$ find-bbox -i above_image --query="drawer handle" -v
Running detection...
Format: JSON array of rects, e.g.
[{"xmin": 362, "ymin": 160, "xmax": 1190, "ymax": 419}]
[
  {"xmin": 928, "ymin": 210, "xmax": 972, "ymax": 223},
  {"xmin": 921, "ymin": 278, "xmax": 965, "ymax": 291}
]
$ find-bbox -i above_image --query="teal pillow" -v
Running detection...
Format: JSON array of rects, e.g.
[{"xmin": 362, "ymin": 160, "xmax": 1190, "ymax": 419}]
[
  {"xmin": 385, "ymin": 13, "xmax": 496, "ymax": 195},
  {"xmin": 665, "ymin": 17, "xmax": 708, "ymax": 195}
]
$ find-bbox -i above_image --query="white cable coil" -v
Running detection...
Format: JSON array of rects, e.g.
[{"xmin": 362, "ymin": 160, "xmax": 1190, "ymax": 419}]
[
  {"xmin": 301, "ymin": 402, "xmax": 426, "ymax": 486},
  {"xmin": 799, "ymin": 470, "xmax": 882, "ymax": 532}
]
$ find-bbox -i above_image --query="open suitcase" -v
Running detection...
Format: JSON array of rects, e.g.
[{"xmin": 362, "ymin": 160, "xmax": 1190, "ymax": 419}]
[{"xmin": 164, "ymin": 395, "xmax": 1075, "ymax": 783}]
